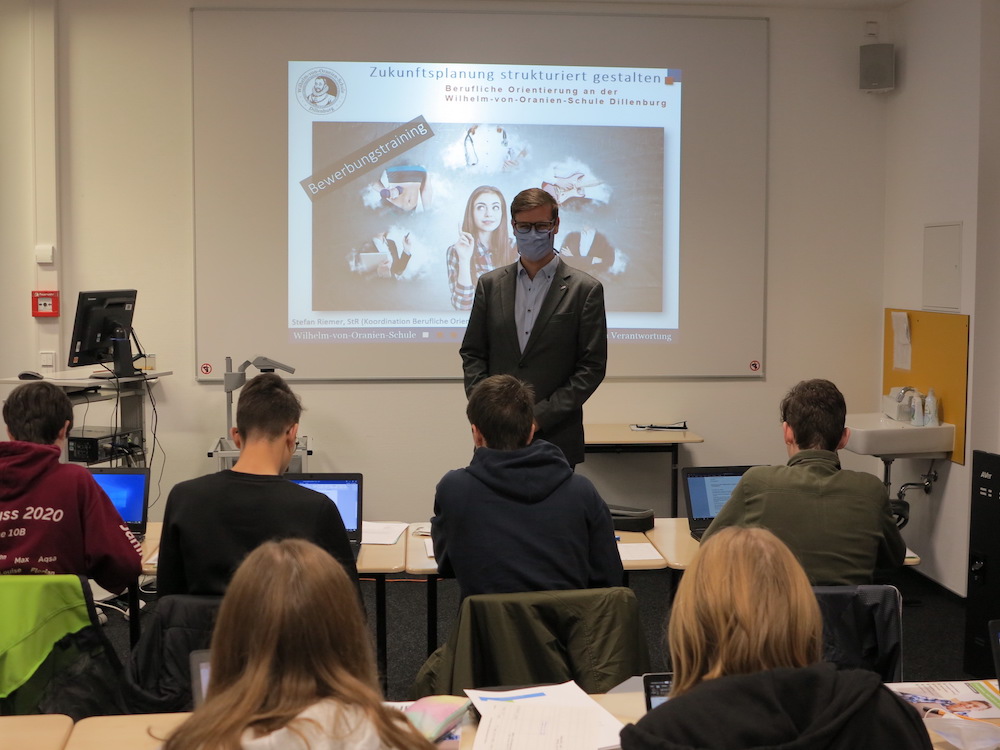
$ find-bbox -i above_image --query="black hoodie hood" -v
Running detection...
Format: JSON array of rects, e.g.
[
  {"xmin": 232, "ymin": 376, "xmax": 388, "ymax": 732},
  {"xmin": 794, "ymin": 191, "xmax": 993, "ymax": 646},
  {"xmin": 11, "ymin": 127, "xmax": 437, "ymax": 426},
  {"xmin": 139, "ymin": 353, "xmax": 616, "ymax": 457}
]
[
  {"xmin": 622, "ymin": 663, "xmax": 931, "ymax": 750},
  {"xmin": 465, "ymin": 439, "xmax": 573, "ymax": 503}
]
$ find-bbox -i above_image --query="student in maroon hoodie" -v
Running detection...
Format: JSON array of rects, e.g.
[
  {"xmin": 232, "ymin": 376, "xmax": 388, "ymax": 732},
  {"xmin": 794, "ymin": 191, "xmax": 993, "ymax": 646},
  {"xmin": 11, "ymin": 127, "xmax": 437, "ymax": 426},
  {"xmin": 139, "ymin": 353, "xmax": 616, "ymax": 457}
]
[{"xmin": 0, "ymin": 381, "xmax": 142, "ymax": 593}]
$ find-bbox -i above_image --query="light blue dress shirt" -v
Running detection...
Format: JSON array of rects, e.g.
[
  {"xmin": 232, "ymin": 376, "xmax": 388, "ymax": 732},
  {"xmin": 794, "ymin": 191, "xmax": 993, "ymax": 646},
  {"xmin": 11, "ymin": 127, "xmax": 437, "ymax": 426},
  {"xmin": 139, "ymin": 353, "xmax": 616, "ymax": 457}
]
[{"xmin": 515, "ymin": 254, "xmax": 560, "ymax": 353}]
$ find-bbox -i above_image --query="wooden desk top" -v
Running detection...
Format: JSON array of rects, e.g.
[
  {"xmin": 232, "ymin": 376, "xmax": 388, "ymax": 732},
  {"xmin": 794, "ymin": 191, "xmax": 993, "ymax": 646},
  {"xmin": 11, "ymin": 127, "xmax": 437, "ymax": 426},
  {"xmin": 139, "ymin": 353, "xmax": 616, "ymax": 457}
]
[
  {"xmin": 645, "ymin": 517, "xmax": 700, "ymax": 570},
  {"xmin": 646, "ymin": 517, "xmax": 922, "ymax": 570},
  {"xmin": 141, "ymin": 522, "xmax": 407, "ymax": 577},
  {"xmin": 65, "ymin": 712, "xmax": 190, "ymax": 750},
  {"xmin": 585, "ymin": 424, "xmax": 704, "ymax": 447},
  {"xmin": 0, "ymin": 714, "xmax": 73, "ymax": 750},
  {"xmin": 404, "ymin": 523, "xmax": 667, "ymax": 574}
]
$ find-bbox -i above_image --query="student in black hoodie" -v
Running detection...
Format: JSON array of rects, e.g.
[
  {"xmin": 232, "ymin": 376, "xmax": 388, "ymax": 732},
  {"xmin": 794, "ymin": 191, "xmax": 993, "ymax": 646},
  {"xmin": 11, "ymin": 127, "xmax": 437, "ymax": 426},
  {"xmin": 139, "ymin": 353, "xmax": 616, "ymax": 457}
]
[
  {"xmin": 431, "ymin": 374, "xmax": 622, "ymax": 600},
  {"xmin": 620, "ymin": 527, "xmax": 932, "ymax": 750}
]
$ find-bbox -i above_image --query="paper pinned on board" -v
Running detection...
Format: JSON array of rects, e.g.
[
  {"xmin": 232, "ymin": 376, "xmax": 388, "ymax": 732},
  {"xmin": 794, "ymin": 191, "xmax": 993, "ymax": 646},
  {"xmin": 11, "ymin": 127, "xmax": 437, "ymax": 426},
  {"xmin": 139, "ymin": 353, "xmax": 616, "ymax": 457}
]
[{"xmin": 892, "ymin": 311, "xmax": 912, "ymax": 371}]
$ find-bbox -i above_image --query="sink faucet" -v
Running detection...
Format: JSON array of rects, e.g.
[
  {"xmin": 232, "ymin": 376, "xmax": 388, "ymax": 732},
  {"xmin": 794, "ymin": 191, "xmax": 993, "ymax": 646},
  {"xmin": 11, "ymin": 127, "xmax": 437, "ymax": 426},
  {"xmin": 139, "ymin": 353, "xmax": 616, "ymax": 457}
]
[{"xmin": 896, "ymin": 386, "xmax": 916, "ymax": 403}]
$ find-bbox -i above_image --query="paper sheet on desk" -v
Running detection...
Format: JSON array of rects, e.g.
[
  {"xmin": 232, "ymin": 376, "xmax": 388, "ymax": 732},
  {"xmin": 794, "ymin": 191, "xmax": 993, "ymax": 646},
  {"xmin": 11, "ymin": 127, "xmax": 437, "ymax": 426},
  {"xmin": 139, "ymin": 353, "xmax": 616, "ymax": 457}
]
[
  {"xmin": 424, "ymin": 539, "xmax": 435, "ymax": 558},
  {"xmin": 475, "ymin": 703, "xmax": 597, "ymax": 750},
  {"xmin": 617, "ymin": 542, "xmax": 662, "ymax": 562},
  {"xmin": 361, "ymin": 521, "xmax": 407, "ymax": 545},
  {"xmin": 466, "ymin": 681, "xmax": 623, "ymax": 750}
]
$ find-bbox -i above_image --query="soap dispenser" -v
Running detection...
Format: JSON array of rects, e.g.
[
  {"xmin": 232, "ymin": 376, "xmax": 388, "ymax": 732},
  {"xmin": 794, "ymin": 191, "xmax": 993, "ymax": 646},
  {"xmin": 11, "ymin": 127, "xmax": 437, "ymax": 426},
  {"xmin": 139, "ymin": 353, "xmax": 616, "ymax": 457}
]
[
  {"xmin": 925, "ymin": 388, "xmax": 939, "ymax": 427},
  {"xmin": 911, "ymin": 392, "xmax": 924, "ymax": 426}
]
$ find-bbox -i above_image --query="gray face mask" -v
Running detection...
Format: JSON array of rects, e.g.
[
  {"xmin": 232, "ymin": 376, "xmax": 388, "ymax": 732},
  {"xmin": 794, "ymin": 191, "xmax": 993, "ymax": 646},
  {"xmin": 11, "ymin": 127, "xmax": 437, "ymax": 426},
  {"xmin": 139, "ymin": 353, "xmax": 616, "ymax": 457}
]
[{"xmin": 515, "ymin": 228, "xmax": 555, "ymax": 262}]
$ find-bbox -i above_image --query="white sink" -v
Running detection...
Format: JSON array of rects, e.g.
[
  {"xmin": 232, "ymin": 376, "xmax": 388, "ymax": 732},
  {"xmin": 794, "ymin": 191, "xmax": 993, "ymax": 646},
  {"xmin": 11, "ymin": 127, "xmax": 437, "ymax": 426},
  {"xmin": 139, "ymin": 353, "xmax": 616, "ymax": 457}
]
[{"xmin": 844, "ymin": 413, "xmax": 955, "ymax": 459}]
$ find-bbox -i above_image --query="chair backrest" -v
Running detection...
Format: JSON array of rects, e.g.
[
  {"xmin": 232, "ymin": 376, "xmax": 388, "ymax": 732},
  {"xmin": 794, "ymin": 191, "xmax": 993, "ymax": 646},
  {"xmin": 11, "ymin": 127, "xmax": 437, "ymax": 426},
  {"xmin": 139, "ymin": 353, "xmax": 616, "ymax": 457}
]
[
  {"xmin": 412, "ymin": 587, "xmax": 650, "ymax": 698},
  {"xmin": 0, "ymin": 574, "xmax": 126, "ymax": 718},
  {"xmin": 813, "ymin": 584, "xmax": 902, "ymax": 682},
  {"xmin": 124, "ymin": 594, "xmax": 223, "ymax": 713}
]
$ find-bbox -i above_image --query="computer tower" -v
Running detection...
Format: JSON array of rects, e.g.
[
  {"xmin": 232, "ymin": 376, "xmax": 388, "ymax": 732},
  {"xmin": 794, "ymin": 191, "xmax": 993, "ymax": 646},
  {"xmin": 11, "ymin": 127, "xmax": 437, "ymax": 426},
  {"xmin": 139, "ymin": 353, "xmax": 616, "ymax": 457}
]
[{"xmin": 963, "ymin": 450, "xmax": 1000, "ymax": 675}]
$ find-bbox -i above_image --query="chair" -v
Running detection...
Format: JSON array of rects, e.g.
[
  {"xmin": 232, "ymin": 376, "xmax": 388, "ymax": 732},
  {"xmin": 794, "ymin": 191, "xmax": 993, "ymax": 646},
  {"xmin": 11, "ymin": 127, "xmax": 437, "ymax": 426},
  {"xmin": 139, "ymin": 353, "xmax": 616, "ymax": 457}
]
[
  {"xmin": 411, "ymin": 587, "xmax": 650, "ymax": 698},
  {"xmin": 813, "ymin": 584, "xmax": 902, "ymax": 682},
  {"xmin": 124, "ymin": 594, "xmax": 222, "ymax": 713},
  {"xmin": 0, "ymin": 575, "xmax": 127, "ymax": 718}
]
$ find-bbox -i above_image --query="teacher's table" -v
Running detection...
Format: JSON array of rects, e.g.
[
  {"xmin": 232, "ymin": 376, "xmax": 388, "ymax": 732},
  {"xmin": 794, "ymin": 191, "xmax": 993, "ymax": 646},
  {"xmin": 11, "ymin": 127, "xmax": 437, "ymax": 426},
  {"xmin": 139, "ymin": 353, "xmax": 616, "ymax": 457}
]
[
  {"xmin": 584, "ymin": 425, "xmax": 704, "ymax": 517},
  {"xmin": 0, "ymin": 714, "xmax": 73, "ymax": 750},
  {"xmin": 406, "ymin": 523, "xmax": 667, "ymax": 656},
  {"xmin": 141, "ymin": 522, "xmax": 406, "ymax": 690}
]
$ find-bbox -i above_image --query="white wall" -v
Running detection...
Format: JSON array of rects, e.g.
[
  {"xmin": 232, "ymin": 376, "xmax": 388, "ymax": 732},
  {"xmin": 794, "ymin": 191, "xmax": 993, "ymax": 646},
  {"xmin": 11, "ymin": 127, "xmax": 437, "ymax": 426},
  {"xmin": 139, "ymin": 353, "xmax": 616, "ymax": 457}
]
[
  {"xmin": 0, "ymin": 1, "xmax": 37, "ymax": 373},
  {"xmin": 3, "ymin": 1, "xmax": 897, "ymax": 559},
  {"xmin": 882, "ymin": 0, "xmax": 985, "ymax": 595}
]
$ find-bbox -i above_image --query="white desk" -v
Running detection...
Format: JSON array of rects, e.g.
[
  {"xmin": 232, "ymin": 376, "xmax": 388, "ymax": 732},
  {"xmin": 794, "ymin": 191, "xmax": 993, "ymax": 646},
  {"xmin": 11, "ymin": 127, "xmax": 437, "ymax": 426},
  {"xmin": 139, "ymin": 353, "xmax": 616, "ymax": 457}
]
[
  {"xmin": 65, "ymin": 712, "xmax": 190, "ymax": 750},
  {"xmin": 0, "ymin": 714, "xmax": 73, "ymax": 750},
  {"xmin": 645, "ymin": 517, "xmax": 922, "ymax": 570}
]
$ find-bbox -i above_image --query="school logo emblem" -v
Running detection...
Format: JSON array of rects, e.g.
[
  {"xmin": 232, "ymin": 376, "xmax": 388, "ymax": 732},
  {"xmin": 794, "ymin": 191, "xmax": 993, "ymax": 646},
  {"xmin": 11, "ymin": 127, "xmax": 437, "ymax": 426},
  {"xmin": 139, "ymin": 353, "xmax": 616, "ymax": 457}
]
[{"xmin": 296, "ymin": 68, "xmax": 345, "ymax": 114}]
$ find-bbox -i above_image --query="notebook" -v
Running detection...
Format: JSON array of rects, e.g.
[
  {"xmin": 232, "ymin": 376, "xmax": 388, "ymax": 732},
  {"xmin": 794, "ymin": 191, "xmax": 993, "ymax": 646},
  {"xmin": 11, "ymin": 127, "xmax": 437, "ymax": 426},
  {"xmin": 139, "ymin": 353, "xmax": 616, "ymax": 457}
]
[
  {"xmin": 89, "ymin": 466, "xmax": 150, "ymax": 536},
  {"xmin": 284, "ymin": 473, "xmax": 363, "ymax": 551},
  {"xmin": 682, "ymin": 466, "xmax": 753, "ymax": 541}
]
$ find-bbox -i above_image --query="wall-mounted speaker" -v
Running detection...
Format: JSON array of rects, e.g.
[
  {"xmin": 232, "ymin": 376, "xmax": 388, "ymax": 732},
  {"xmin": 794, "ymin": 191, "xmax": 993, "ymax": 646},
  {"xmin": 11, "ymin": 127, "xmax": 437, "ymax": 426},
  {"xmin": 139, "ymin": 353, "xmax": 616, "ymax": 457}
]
[{"xmin": 860, "ymin": 43, "xmax": 895, "ymax": 93}]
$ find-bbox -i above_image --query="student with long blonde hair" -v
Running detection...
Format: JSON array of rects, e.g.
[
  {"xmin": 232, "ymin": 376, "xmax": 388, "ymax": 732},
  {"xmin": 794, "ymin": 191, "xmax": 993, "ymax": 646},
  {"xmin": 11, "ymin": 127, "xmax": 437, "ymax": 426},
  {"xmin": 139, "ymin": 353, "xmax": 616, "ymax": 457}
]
[
  {"xmin": 621, "ymin": 527, "xmax": 931, "ymax": 750},
  {"xmin": 163, "ymin": 539, "xmax": 435, "ymax": 750}
]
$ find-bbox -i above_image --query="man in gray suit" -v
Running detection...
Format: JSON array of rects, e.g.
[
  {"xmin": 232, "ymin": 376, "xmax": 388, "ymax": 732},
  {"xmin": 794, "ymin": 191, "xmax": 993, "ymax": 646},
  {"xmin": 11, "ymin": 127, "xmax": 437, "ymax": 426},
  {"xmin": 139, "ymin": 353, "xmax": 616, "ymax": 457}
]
[{"xmin": 460, "ymin": 187, "xmax": 607, "ymax": 466}]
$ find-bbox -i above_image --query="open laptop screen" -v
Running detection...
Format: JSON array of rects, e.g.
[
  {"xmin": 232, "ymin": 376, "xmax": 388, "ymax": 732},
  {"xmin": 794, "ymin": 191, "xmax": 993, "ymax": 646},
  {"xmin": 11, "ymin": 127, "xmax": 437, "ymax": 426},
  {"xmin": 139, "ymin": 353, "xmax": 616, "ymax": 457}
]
[
  {"xmin": 683, "ymin": 466, "xmax": 752, "ymax": 521},
  {"xmin": 89, "ymin": 467, "xmax": 149, "ymax": 534},
  {"xmin": 284, "ymin": 473, "xmax": 362, "ymax": 543}
]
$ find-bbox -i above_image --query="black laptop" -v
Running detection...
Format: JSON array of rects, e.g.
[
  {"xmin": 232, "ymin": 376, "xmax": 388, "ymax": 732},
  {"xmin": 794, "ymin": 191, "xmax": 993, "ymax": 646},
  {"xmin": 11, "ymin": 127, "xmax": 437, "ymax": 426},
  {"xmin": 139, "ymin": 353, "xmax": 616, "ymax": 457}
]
[
  {"xmin": 89, "ymin": 466, "xmax": 150, "ymax": 536},
  {"xmin": 682, "ymin": 466, "xmax": 754, "ymax": 541},
  {"xmin": 284, "ymin": 473, "xmax": 363, "ymax": 553}
]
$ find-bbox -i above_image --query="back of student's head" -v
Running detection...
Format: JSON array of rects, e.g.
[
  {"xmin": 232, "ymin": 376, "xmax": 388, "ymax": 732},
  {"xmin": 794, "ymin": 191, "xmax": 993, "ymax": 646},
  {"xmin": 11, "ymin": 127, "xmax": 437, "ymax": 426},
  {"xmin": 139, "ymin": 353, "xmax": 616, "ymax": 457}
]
[
  {"xmin": 3, "ymin": 381, "xmax": 74, "ymax": 445},
  {"xmin": 467, "ymin": 374, "xmax": 534, "ymax": 450},
  {"xmin": 235, "ymin": 373, "xmax": 301, "ymax": 441},
  {"xmin": 779, "ymin": 378, "xmax": 846, "ymax": 451},
  {"xmin": 164, "ymin": 539, "xmax": 434, "ymax": 750},
  {"xmin": 668, "ymin": 527, "xmax": 822, "ymax": 697}
]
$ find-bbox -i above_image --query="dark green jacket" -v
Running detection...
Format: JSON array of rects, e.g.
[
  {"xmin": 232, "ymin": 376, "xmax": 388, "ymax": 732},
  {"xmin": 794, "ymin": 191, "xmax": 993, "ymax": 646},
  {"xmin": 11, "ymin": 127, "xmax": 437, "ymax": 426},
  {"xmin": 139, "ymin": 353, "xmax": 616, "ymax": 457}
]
[
  {"xmin": 411, "ymin": 587, "xmax": 649, "ymax": 698},
  {"xmin": 703, "ymin": 450, "xmax": 905, "ymax": 584}
]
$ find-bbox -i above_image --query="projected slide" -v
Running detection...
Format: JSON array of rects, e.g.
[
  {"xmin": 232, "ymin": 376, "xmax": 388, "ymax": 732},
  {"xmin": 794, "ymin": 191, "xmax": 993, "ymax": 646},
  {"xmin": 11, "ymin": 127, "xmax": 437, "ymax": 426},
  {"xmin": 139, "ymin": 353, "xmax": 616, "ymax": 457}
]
[{"xmin": 289, "ymin": 61, "xmax": 681, "ymax": 345}]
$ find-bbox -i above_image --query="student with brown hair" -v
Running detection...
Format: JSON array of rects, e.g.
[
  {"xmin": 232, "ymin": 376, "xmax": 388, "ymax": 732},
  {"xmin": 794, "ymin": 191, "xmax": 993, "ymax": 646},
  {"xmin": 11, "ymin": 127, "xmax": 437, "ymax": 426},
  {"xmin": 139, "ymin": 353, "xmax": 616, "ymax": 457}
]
[
  {"xmin": 157, "ymin": 373, "xmax": 357, "ymax": 596},
  {"xmin": 0, "ymin": 381, "xmax": 141, "ymax": 592},
  {"xmin": 703, "ymin": 378, "xmax": 904, "ymax": 584},
  {"xmin": 163, "ymin": 539, "xmax": 434, "ymax": 750},
  {"xmin": 620, "ymin": 527, "xmax": 931, "ymax": 750},
  {"xmin": 431, "ymin": 374, "xmax": 621, "ymax": 599}
]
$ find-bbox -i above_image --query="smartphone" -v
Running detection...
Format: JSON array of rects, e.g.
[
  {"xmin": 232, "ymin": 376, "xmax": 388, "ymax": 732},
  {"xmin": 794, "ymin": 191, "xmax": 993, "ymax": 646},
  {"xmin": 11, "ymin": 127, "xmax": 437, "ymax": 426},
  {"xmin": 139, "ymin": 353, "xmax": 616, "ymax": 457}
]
[{"xmin": 642, "ymin": 672, "xmax": 673, "ymax": 711}]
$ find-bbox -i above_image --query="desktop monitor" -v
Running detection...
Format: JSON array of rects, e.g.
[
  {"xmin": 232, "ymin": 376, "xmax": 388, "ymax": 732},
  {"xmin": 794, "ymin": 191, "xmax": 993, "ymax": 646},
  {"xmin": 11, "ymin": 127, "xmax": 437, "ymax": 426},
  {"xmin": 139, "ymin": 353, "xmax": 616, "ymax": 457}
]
[{"xmin": 67, "ymin": 289, "xmax": 140, "ymax": 377}]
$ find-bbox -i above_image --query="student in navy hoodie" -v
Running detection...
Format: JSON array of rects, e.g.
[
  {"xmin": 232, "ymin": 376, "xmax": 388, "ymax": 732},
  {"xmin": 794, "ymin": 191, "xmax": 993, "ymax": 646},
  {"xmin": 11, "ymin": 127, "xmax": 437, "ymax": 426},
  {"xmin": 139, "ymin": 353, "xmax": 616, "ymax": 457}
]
[
  {"xmin": 0, "ymin": 381, "xmax": 141, "ymax": 593},
  {"xmin": 431, "ymin": 374, "xmax": 622, "ymax": 600}
]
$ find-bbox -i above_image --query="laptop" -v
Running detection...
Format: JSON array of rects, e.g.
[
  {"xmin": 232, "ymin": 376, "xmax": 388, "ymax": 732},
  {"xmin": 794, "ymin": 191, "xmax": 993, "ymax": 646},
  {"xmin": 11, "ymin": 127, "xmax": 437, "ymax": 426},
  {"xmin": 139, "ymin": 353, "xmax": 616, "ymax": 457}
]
[
  {"xmin": 682, "ymin": 466, "xmax": 754, "ymax": 542},
  {"xmin": 284, "ymin": 473, "xmax": 363, "ymax": 553},
  {"xmin": 190, "ymin": 649, "xmax": 211, "ymax": 707},
  {"xmin": 89, "ymin": 466, "xmax": 150, "ymax": 537}
]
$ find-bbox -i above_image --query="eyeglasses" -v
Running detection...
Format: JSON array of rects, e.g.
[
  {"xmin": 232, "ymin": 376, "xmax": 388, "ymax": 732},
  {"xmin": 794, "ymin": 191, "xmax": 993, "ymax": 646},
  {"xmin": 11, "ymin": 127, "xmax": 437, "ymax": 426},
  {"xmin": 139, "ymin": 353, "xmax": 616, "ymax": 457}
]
[{"xmin": 512, "ymin": 220, "xmax": 556, "ymax": 234}]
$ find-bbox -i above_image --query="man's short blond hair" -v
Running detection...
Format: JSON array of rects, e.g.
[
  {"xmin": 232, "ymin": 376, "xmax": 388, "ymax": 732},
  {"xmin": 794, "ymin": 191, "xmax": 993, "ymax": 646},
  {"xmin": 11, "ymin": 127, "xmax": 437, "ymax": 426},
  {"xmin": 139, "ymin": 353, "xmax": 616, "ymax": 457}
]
[{"xmin": 510, "ymin": 187, "xmax": 559, "ymax": 220}]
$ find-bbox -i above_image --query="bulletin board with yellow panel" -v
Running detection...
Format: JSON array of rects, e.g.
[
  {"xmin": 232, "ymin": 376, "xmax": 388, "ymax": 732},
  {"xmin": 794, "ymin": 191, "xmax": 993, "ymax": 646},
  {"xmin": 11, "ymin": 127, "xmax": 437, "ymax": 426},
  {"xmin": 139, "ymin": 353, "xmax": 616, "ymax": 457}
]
[{"xmin": 883, "ymin": 309, "xmax": 969, "ymax": 465}]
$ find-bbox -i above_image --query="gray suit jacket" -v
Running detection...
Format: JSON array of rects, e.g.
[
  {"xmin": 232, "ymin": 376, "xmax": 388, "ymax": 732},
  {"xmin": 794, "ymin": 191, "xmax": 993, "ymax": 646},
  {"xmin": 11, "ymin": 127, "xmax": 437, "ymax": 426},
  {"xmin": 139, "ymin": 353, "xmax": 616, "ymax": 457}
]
[{"xmin": 460, "ymin": 258, "xmax": 608, "ymax": 465}]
